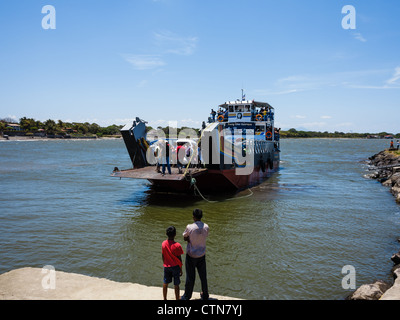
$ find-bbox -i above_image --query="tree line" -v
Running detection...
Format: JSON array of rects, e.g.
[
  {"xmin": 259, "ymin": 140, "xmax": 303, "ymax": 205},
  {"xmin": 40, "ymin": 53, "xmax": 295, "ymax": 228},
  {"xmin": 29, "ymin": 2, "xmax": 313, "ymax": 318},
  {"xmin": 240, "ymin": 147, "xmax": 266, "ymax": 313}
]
[
  {"xmin": 1, "ymin": 117, "xmax": 398, "ymax": 139},
  {"xmin": 279, "ymin": 128, "xmax": 400, "ymax": 139},
  {"xmin": 0, "ymin": 117, "xmax": 122, "ymax": 137}
]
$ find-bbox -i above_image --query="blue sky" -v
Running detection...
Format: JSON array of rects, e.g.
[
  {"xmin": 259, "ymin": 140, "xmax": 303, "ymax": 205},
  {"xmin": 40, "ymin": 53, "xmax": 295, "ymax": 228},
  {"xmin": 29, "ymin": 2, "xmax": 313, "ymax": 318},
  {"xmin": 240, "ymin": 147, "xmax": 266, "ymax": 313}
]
[{"xmin": 1, "ymin": 0, "xmax": 400, "ymax": 133}]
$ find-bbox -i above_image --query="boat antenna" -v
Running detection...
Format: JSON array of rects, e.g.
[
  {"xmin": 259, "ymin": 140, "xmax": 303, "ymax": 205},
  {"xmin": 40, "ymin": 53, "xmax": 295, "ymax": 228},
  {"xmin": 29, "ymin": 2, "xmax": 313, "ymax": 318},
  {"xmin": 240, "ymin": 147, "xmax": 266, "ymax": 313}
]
[{"xmin": 241, "ymin": 88, "xmax": 245, "ymax": 101}]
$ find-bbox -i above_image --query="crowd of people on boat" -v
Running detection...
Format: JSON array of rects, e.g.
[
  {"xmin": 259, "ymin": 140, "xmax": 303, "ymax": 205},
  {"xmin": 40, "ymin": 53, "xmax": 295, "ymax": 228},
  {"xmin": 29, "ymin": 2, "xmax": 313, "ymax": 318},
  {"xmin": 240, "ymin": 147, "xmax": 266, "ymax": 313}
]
[
  {"xmin": 209, "ymin": 105, "xmax": 274, "ymax": 123},
  {"xmin": 153, "ymin": 140, "xmax": 200, "ymax": 175}
]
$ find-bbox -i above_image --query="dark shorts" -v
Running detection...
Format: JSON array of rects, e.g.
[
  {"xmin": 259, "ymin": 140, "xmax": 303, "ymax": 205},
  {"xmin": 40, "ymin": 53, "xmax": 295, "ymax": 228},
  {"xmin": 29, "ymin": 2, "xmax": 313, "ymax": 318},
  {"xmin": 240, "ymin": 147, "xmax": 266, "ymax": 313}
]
[{"xmin": 163, "ymin": 265, "xmax": 181, "ymax": 285}]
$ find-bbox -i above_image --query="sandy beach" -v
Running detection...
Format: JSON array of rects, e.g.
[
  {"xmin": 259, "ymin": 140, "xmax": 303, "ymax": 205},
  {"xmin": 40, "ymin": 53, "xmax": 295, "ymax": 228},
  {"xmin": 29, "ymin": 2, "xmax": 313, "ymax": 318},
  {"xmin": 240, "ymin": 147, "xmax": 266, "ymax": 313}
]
[{"xmin": 0, "ymin": 267, "xmax": 239, "ymax": 300}]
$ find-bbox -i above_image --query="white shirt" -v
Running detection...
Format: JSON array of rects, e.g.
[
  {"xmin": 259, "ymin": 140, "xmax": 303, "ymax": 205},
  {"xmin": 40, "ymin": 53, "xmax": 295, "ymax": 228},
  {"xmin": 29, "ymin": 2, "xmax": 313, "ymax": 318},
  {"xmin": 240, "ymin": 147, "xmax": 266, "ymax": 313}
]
[{"xmin": 183, "ymin": 221, "xmax": 209, "ymax": 258}]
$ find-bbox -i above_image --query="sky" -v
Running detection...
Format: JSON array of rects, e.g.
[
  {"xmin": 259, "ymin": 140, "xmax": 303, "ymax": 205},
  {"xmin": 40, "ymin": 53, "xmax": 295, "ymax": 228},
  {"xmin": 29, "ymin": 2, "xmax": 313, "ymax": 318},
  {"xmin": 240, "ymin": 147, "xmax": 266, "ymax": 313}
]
[{"xmin": 0, "ymin": 0, "xmax": 400, "ymax": 133}]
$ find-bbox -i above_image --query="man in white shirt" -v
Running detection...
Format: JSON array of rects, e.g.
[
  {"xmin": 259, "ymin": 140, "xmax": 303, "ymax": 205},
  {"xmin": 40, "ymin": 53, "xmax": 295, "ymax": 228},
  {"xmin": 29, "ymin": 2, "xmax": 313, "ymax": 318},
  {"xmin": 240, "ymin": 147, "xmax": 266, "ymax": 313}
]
[{"xmin": 181, "ymin": 208, "xmax": 209, "ymax": 300}]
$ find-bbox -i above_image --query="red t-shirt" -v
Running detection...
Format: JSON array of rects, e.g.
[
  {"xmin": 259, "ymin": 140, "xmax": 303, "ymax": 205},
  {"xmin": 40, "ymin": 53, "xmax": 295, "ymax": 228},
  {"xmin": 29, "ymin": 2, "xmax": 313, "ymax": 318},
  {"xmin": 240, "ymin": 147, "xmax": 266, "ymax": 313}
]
[{"xmin": 162, "ymin": 240, "xmax": 184, "ymax": 267}]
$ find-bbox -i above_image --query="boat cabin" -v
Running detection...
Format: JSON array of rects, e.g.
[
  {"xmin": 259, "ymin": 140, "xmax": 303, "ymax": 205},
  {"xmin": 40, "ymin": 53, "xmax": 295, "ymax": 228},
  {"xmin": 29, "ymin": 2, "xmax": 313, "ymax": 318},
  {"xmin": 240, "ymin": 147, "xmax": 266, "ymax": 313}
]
[
  {"xmin": 208, "ymin": 100, "xmax": 277, "ymax": 142},
  {"xmin": 211, "ymin": 100, "xmax": 274, "ymax": 124}
]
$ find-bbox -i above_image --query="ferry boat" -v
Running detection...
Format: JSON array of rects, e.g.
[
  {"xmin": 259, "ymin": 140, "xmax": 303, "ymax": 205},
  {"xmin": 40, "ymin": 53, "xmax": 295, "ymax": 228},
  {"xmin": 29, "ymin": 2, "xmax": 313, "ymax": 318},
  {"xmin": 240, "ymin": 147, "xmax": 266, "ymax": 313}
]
[{"xmin": 112, "ymin": 96, "xmax": 280, "ymax": 193}]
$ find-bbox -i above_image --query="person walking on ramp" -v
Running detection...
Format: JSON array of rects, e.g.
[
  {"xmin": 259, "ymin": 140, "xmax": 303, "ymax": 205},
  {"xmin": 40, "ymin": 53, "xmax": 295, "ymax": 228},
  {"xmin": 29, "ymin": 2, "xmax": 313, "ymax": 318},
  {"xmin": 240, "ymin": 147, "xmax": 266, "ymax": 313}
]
[
  {"xmin": 162, "ymin": 226, "xmax": 184, "ymax": 300},
  {"xmin": 181, "ymin": 208, "xmax": 210, "ymax": 300}
]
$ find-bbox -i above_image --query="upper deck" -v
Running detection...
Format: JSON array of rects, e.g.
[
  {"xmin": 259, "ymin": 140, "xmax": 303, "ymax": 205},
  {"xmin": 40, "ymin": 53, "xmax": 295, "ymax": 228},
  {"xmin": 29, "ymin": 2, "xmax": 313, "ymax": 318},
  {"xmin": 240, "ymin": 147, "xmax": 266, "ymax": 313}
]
[{"xmin": 210, "ymin": 100, "xmax": 274, "ymax": 124}]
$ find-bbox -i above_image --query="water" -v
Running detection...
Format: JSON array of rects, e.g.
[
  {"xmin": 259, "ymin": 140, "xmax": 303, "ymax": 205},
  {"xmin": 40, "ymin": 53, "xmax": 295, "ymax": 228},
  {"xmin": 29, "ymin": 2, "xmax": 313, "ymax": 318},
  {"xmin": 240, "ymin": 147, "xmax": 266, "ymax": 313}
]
[{"xmin": 1, "ymin": 138, "xmax": 399, "ymax": 299}]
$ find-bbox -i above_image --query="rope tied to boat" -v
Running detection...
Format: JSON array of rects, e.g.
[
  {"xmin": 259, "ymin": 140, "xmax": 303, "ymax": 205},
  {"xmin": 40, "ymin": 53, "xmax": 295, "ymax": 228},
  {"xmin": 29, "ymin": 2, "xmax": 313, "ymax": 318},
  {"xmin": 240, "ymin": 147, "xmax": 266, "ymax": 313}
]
[
  {"xmin": 182, "ymin": 122, "xmax": 215, "ymax": 177},
  {"xmin": 188, "ymin": 174, "xmax": 218, "ymax": 203},
  {"xmin": 188, "ymin": 172, "xmax": 253, "ymax": 202},
  {"xmin": 184, "ymin": 122, "xmax": 254, "ymax": 202}
]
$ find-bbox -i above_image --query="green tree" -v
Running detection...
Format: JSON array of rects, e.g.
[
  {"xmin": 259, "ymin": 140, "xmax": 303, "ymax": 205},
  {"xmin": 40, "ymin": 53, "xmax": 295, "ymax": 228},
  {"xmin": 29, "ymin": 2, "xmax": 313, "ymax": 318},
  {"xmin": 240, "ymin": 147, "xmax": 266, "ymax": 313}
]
[
  {"xmin": 44, "ymin": 119, "xmax": 57, "ymax": 135},
  {"xmin": 0, "ymin": 121, "xmax": 5, "ymax": 134},
  {"xmin": 19, "ymin": 117, "xmax": 36, "ymax": 131},
  {"xmin": 88, "ymin": 123, "xmax": 100, "ymax": 134}
]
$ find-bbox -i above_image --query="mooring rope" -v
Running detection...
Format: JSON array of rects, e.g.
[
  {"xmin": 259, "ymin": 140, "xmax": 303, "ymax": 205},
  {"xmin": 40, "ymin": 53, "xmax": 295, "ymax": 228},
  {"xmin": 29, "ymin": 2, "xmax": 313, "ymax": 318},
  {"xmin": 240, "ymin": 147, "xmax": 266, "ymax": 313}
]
[
  {"xmin": 182, "ymin": 122, "xmax": 215, "ymax": 177},
  {"xmin": 189, "ymin": 175, "xmax": 253, "ymax": 203},
  {"xmin": 184, "ymin": 122, "xmax": 254, "ymax": 202}
]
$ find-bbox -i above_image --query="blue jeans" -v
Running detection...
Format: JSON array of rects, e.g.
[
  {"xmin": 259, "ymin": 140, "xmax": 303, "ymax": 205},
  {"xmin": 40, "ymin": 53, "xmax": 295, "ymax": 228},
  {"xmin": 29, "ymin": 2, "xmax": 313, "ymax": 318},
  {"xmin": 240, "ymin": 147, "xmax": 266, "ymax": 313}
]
[
  {"xmin": 162, "ymin": 156, "xmax": 171, "ymax": 174},
  {"xmin": 182, "ymin": 254, "xmax": 208, "ymax": 300}
]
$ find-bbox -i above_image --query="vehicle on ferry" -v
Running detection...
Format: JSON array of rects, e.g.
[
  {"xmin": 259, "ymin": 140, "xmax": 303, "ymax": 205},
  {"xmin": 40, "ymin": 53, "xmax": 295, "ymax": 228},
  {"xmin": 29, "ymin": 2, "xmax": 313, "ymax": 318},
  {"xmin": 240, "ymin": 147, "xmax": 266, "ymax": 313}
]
[{"xmin": 112, "ymin": 95, "xmax": 280, "ymax": 193}]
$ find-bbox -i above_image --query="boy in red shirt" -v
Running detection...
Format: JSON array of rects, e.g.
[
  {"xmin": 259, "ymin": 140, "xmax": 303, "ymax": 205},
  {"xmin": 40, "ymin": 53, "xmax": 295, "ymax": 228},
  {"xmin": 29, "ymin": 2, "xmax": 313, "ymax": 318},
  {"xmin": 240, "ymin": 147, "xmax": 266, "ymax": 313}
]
[{"xmin": 162, "ymin": 226, "xmax": 184, "ymax": 300}]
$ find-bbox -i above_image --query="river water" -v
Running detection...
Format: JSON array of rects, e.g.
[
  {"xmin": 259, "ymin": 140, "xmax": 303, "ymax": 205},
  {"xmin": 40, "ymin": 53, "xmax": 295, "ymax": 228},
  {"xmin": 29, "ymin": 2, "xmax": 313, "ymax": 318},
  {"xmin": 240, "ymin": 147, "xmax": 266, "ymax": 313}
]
[{"xmin": 1, "ymin": 138, "xmax": 399, "ymax": 299}]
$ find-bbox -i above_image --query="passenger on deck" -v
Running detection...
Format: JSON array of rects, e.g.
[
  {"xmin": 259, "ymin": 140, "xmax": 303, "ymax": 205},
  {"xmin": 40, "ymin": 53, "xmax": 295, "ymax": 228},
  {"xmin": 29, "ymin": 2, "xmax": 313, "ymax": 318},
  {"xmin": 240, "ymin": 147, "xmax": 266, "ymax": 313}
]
[
  {"xmin": 197, "ymin": 145, "xmax": 202, "ymax": 168},
  {"xmin": 210, "ymin": 109, "xmax": 216, "ymax": 122},
  {"xmin": 161, "ymin": 140, "xmax": 172, "ymax": 175},
  {"xmin": 176, "ymin": 143, "xmax": 185, "ymax": 174},
  {"xmin": 262, "ymin": 108, "xmax": 267, "ymax": 121},
  {"xmin": 251, "ymin": 106, "xmax": 256, "ymax": 121}
]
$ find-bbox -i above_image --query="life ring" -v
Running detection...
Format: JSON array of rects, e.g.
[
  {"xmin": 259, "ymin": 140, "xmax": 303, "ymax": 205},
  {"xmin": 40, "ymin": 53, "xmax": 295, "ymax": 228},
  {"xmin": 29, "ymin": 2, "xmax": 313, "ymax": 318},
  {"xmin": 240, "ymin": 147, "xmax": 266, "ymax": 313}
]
[
  {"xmin": 255, "ymin": 114, "xmax": 263, "ymax": 121},
  {"xmin": 266, "ymin": 131, "xmax": 272, "ymax": 139},
  {"xmin": 217, "ymin": 115, "xmax": 224, "ymax": 122}
]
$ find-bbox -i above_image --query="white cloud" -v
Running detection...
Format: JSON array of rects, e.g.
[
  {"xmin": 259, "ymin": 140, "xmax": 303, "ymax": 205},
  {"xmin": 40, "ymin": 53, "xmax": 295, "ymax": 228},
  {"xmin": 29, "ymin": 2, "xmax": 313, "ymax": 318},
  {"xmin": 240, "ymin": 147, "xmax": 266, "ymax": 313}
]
[
  {"xmin": 321, "ymin": 115, "xmax": 332, "ymax": 119},
  {"xmin": 153, "ymin": 30, "xmax": 198, "ymax": 56},
  {"xmin": 137, "ymin": 80, "xmax": 148, "ymax": 88},
  {"xmin": 123, "ymin": 31, "xmax": 198, "ymax": 72},
  {"xmin": 353, "ymin": 32, "xmax": 367, "ymax": 42},
  {"xmin": 124, "ymin": 54, "xmax": 166, "ymax": 70},
  {"xmin": 349, "ymin": 66, "xmax": 400, "ymax": 89},
  {"xmin": 5, "ymin": 115, "xmax": 18, "ymax": 121},
  {"xmin": 386, "ymin": 66, "xmax": 400, "ymax": 85},
  {"xmin": 255, "ymin": 67, "xmax": 400, "ymax": 95},
  {"xmin": 293, "ymin": 115, "xmax": 306, "ymax": 119},
  {"xmin": 252, "ymin": 88, "xmax": 300, "ymax": 95}
]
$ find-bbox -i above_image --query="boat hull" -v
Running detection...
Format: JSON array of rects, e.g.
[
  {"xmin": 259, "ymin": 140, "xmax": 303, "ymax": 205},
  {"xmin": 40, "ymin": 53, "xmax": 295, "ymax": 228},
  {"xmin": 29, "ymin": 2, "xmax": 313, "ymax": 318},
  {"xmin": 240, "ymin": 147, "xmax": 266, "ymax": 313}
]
[
  {"xmin": 196, "ymin": 160, "xmax": 279, "ymax": 192},
  {"xmin": 147, "ymin": 153, "xmax": 280, "ymax": 193}
]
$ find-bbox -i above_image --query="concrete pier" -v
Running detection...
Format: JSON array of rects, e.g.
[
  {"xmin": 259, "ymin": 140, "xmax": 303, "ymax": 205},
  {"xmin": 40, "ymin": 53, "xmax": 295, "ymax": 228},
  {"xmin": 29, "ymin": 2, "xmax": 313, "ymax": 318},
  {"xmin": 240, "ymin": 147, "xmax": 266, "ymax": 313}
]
[{"xmin": 0, "ymin": 267, "xmax": 239, "ymax": 300}]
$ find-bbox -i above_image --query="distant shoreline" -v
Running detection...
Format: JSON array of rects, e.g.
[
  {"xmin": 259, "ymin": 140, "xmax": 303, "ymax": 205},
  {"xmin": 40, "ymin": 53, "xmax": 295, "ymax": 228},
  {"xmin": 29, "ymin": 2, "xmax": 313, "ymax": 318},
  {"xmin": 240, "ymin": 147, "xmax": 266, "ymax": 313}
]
[
  {"xmin": 0, "ymin": 135, "xmax": 395, "ymax": 142},
  {"xmin": 0, "ymin": 135, "xmax": 122, "ymax": 141}
]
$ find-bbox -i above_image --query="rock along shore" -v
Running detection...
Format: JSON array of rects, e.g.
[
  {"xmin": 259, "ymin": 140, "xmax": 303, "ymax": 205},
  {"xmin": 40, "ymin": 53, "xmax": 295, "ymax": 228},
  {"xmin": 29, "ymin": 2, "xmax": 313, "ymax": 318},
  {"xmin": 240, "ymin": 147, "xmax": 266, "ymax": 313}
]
[
  {"xmin": 346, "ymin": 150, "xmax": 400, "ymax": 300},
  {"xmin": 367, "ymin": 149, "xmax": 400, "ymax": 203},
  {"xmin": 0, "ymin": 267, "xmax": 240, "ymax": 300}
]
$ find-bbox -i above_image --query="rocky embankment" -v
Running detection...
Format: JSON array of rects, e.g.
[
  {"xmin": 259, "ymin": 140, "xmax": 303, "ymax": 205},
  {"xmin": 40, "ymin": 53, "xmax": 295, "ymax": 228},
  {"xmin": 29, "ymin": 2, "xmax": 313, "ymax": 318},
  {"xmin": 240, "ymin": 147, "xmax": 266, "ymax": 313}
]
[
  {"xmin": 367, "ymin": 150, "xmax": 400, "ymax": 203},
  {"xmin": 346, "ymin": 150, "xmax": 400, "ymax": 300}
]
